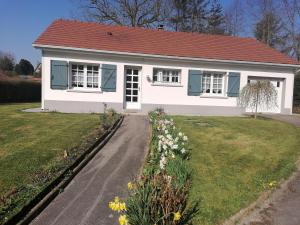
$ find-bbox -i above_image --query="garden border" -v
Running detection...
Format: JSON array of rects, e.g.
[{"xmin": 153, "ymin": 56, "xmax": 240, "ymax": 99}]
[{"xmin": 3, "ymin": 115, "xmax": 124, "ymax": 225}]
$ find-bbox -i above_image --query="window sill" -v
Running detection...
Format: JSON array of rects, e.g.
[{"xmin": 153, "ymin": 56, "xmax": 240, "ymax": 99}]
[
  {"xmin": 67, "ymin": 89, "xmax": 103, "ymax": 93},
  {"xmin": 151, "ymin": 82, "xmax": 183, "ymax": 87},
  {"xmin": 200, "ymin": 95, "xmax": 228, "ymax": 99}
]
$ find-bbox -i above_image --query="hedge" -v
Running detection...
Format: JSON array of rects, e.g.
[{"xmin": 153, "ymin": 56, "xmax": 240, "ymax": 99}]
[
  {"xmin": 0, "ymin": 80, "xmax": 41, "ymax": 103},
  {"xmin": 294, "ymin": 75, "xmax": 300, "ymax": 107}
]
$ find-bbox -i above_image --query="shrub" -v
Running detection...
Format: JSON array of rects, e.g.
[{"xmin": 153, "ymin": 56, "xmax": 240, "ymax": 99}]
[
  {"xmin": 0, "ymin": 80, "xmax": 41, "ymax": 103},
  {"xmin": 100, "ymin": 108, "xmax": 119, "ymax": 129}
]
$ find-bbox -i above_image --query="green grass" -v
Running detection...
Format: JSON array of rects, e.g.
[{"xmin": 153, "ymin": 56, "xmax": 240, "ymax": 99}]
[
  {"xmin": 173, "ymin": 116, "xmax": 300, "ymax": 225},
  {"xmin": 0, "ymin": 103, "xmax": 102, "ymax": 222}
]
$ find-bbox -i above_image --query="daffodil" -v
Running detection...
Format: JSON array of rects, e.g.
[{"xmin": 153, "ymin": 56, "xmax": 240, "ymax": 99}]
[
  {"xmin": 174, "ymin": 211, "xmax": 181, "ymax": 221},
  {"xmin": 119, "ymin": 214, "xmax": 128, "ymax": 225},
  {"xmin": 108, "ymin": 196, "xmax": 126, "ymax": 212},
  {"xmin": 127, "ymin": 182, "xmax": 134, "ymax": 190}
]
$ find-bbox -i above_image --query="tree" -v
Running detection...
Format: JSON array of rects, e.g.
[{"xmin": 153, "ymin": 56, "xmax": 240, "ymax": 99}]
[
  {"xmin": 168, "ymin": 0, "xmax": 209, "ymax": 32},
  {"xmin": 279, "ymin": 0, "xmax": 300, "ymax": 61},
  {"xmin": 77, "ymin": 0, "xmax": 167, "ymax": 28},
  {"xmin": 254, "ymin": 12, "xmax": 286, "ymax": 48},
  {"xmin": 0, "ymin": 53, "xmax": 15, "ymax": 72},
  {"xmin": 224, "ymin": 0, "xmax": 244, "ymax": 36},
  {"xmin": 169, "ymin": 0, "xmax": 191, "ymax": 31},
  {"xmin": 238, "ymin": 81, "xmax": 278, "ymax": 119},
  {"xmin": 15, "ymin": 59, "xmax": 34, "ymax": 75},
  {"xmin": 206, "ymin": 0, "xmax": 225, "ymax": 34}
]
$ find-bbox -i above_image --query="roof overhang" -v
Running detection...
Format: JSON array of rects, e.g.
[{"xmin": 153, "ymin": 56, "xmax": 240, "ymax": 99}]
[{"xmin": 33, "ymin": 43, "xmax": 300, "ymax": 69}]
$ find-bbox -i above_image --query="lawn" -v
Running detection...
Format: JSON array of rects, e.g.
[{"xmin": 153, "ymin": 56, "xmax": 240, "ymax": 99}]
[
  {"xmin": 0, "ymin": 103, "xmax": 106, "ymax": 222},
  {"xmin": 173, "ymin": 116, "xmax": 300, "ymax": 225}
]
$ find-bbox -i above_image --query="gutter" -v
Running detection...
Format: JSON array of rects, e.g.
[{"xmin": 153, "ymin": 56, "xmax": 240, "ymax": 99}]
[{"xmin": 32, "ymin": 44, "xmax": 300, "ymax": 69}]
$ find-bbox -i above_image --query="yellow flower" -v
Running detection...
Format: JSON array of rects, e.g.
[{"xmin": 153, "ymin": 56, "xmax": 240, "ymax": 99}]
[
  {"xmin": 127, "ymin": 182, "xmax": 134, "ymax": 190},
  {"xmin": 119, "ymin": 214, "xmax": 128, "ymax": 225},
  {"xmin": 108, "ymin": 197, "xmax": 126, "ymax": 212},
  {"xmin": 269, "ymin": 181, "xmax": 277, "ymax": 188},
  {"xmin": 173, "ymin": 211, "xmax": 181, "ymax": 221}
]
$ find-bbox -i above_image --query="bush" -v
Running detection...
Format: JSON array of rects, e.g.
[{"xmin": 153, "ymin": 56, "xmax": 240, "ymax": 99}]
[{"xmin": 0, "ymin": 80, "xmax": 41, "ymax": 103}]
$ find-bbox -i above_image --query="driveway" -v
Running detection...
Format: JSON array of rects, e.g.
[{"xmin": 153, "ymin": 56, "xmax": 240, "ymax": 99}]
[
  {"xmin": 237, "ymin": 113, "xmax": 300, "ymax": 225},
  {"xmin": 260, "ymin": 114, "xmax": 300, "ymax": 127},
  {"xmin": 31, "ymin": 115, "xmax": 150, "ymax": 225}
]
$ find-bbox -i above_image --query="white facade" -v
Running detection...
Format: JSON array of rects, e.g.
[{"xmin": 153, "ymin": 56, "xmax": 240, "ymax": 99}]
[{"xmin": 40, "ymin": 48, "xmax": 296, "ymax": 115}]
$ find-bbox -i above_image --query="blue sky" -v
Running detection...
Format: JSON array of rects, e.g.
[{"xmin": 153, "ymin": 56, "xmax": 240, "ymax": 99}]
[{"xmin": 0, "ymin": 0, "xmax": 233, "ymax": 67}]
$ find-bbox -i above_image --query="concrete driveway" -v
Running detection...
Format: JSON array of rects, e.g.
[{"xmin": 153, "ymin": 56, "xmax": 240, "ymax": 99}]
[
  {"xmin": 237, "ymin": 113, "xmax": 300, "ymax": 225},
  {"xmin": 259, "ymin": 114, "xmax": 300, "ymax": 127},
  {"xmin": 31, "ymin": 115, "xmax": 150, "ymax": 225}
]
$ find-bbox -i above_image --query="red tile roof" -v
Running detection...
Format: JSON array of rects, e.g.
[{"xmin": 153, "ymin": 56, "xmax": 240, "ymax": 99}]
[{"xmin": 34, "ymin": 19, "xmax": 298, "ymax": 65}]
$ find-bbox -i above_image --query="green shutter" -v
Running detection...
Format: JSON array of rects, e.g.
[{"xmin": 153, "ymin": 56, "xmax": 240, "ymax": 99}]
[
  {"xmin": 101, "ymin": 64, "xmax": 117, "ymax": 92},
  {"xmin": 188, "ymin": 70, "xmax": 203, "ymax": 96},
  {"xmin": 227, "ymin": 72, "xmax": 241, "ymax": 97},
  {"xmin": 51, "ymin": 60, "xmax": 68, "ymax": 90}
]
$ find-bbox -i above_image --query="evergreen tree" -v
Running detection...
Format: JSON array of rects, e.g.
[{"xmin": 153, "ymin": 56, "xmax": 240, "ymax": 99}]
[
  {"xmin": 15, "ymin": 59, "xmax": 34, "ymax": 75},
  {"xmin": 169, "ymin": 0, "xmax": 191, "ymax": 31},
  {"xmin": 189, "ymin": 0, "xmax": 210, "ymax": 32},
  {"xmin": 207, "ymin": 0, "xmax": 225, "ymax": 34},
  {"xmin": 254, "ymin": 12, "xmax": 286, "ymax": 49},
  {"xmin": 169, "ymin": 0, "xmax": 209, "ymax": 33}
]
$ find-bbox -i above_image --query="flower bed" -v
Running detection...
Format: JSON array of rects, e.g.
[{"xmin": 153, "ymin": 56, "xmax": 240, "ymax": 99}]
[{"xmin": 108, "ymin": 110, "xmax": 198, "ymax": 225}]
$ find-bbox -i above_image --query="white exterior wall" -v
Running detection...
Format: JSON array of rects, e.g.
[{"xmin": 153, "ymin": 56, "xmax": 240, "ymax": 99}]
[{"xmin": 41, "ymin": 49, "xmax": 295, "ymax": 115}]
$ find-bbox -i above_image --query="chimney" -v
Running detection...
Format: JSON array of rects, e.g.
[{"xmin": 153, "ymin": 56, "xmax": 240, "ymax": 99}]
[{"xmin": 157, "ymin": 24, "xmax": 164, "ymax": 30}]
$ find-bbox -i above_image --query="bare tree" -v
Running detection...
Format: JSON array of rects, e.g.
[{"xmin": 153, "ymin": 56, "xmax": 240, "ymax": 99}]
[
  {"xmin": 279, "ymin": 0, "xmax": 300, "ymax": 61},
  {"xmin": 77, "ymin": 0, "xmax": 168, "ymax": 27},
  {"xmin": 238, "ymin": 81, "xmax": 278, "ymax": 119},
  {"xmin": 224, "ymin": 0, "xmax": 244, "ymax": 36}
]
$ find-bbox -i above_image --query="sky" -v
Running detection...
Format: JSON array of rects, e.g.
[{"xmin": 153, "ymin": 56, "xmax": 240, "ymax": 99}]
[{"xmin": 0, "ymin": 0, "xmax": 233, "ymax": 67}]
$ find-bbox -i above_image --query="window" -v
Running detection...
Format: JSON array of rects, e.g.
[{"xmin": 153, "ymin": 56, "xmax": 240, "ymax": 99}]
[
  {"xmin": 72, "ymin": 64, "xmax": 84, "ymax": 87},
  {"xmin": 87, "ymin": 66, "xmax": 99, "ymax": 88},
  {"xmin": 202, "ymin": 72, "xmax": 225, "ymax": 95},
  {"xmin": 153, "ymin": 68, "xmax": 181, "ymax": 84},
  {"xmin": 71, "ymin": 64, "xmax": 99, "ymax": 89}
]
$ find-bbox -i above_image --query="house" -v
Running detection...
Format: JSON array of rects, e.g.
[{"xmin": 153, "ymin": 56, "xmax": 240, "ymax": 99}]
[{"xmin": 33, "ymin": 19, "xmax": 299, "ymax": 115}]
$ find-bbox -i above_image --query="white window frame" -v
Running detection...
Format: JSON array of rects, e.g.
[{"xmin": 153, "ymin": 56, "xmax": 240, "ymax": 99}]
[
  {"xmin": 69, "ymin": 63, "xmax": 101, "ymax": 91},
  {"xmin": 201, "ymin": 71, "xmax": 226, "ymax": 96},
  {"xmin": 153, "ymin": 68, "xmax": 181, "ymax": 85}
]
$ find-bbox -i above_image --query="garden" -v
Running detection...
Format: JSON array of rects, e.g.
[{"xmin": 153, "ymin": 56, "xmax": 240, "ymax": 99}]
[
  {"xmin": 0, "ymin": 103, "xmax": 118, "ymax": 224},
  {"xmin": 108, "ymin": 111, "xmax": 300, "ymax": 225}
]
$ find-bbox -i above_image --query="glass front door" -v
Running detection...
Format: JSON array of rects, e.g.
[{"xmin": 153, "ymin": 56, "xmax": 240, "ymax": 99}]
[{"xmin": 125, "ymin": 68, "xmax": 140, "ymax": 109}]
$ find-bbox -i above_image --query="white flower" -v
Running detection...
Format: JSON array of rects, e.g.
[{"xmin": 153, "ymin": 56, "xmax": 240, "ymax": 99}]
[
  {"xmin": 174, "ymin": 137, "xmax": 179, "ymax": 142},
  {"xmin": 165, "ymin": 130, "xmax": 169, "ymax": 134},
  {"xmin": 181, "ymin": 148, "xmax": 186, "ymax": 154},
  {"xmin": 171, "ymin": 153, "xmax": 175, "ymax": 158},
  {"xmin": 166, "ymin": 134, "xmax": 172, "ymax": 140},
  {"xmin": 183, "ymin": 136, "xmax": 188, "ymax": 141},
  {"xmin": 163, "ymin": 144, "xmax": 167, "ymax": 150},
  {"xmin": 172, "ymin": 144, "xmax": 178, "ymax": 150},
  {"xmin": 158, "ymin": 140, "xmax": 162, "ymax": 152},
  {"xmin": 159, "ymin": 156, "xmax": 167, "ymax": 170},
  {"xmin": 178, "ymin": 132, "xmax": 183, "ymax": 137}
]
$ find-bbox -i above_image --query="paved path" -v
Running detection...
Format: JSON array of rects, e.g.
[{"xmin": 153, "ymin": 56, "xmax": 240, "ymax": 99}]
[
  {"xmin": 237, "ymin": 114, "xmax": 300, "ymax": 225},
  {"xmin": 260, "ymin": 114, "xmax": 300, "ymax": 127},
  {"xmin": 31, "ymin": 115, "xmax": 150, "ymax": 225}
]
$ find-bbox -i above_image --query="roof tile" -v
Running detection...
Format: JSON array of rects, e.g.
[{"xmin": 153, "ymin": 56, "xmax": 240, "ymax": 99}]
[{"xmin": 34, "ymin": 19, "xmax": 298, "ymax": 65}]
